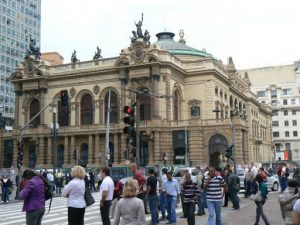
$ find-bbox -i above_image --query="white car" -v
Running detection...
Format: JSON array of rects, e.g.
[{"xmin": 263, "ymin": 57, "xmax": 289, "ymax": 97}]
[
  {"xmin": 172, "ymin": 167, "xmax": 198, "ymax": 187},
  {"xmin": 237, "ymin": 169, "xmax": 279, "ymax": 191}
]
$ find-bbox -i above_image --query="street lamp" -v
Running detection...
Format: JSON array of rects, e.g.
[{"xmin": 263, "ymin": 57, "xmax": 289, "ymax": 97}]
[{"xmin": 49, "ymin": 106, "xmax": 59, "ymax": 174}]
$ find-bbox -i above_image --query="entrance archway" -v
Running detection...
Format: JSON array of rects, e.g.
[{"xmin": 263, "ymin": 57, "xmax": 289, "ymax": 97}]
[{"xmin": 208, "ymin": 134, "xmax": 228, "ymax": 168}]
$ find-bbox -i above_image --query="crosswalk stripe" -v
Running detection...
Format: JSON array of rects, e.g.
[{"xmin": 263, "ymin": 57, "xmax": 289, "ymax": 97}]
[{"xmin": 0, "ymin": 193, "xmax": 182, "ymax": 225}]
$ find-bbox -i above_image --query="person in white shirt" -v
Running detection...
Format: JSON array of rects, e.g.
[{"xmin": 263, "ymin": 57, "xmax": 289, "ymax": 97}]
[
  {"xmin": 251, "ymin": 162, "xmax": 258, "ymax": 177},
  {"xmin": 47, "ymin": 172, "xmax": 54, "ymax": 192},
  {"xmin": 159, "ymin": 167, "xmax": 168, "ymax": 221},
  {"xmin": 99, "ymin": 166, "xmax": 114, "ymax": 225},
  {"xmin": 62, "ymin": 166, "xmax": 86, "ymax": 225}
]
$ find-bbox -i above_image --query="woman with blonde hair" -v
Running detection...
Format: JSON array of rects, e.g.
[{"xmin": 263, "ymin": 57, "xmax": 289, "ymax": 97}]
[
  {"xmin": 62, "ymin": 165, "xmax": 86, "ymax": 225},
  {"xmin": 113, "ymin": 178, "xmax": 146, "ymax": 225}
]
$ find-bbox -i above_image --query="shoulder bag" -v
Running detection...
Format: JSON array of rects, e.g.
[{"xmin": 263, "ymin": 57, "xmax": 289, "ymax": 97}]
[{"xmin": 84, "ymin": 187, "xmax": 95, "ymax": 207}]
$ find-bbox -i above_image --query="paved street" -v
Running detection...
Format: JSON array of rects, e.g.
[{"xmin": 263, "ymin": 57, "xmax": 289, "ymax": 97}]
[{"xmin": 0, "ymin": 191, "xmax": 285, "ymax": 225}]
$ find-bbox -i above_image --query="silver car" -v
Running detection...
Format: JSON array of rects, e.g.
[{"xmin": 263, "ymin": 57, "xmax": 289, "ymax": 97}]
[
  {"xmin": 237, "ymin": 169, "xmax": 279, "ymax": 192},
  {"xmin": 172, "ymin": 167, "xmax": 198, "ymax": 187}
]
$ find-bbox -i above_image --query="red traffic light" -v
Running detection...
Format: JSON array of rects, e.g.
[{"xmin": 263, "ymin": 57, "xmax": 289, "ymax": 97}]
[{"xmin": 123, "ymin": 106, "xmax": 134, "ymax": 115}]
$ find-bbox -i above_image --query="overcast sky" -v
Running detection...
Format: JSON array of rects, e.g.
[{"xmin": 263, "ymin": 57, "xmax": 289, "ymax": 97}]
[{"xmin": 41, "ymin": 0, "xmax": 300, "ymax": 69}]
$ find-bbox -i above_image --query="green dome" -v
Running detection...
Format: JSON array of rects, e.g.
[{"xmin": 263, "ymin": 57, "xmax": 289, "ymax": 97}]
[{"xmin": 153, "ymin": 32, "xmax": 213, "ymax": 58}]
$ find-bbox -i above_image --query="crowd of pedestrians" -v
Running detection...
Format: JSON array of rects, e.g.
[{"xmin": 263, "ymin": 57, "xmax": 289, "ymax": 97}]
[{"xmin": 7, "ymin": 161, "xmax": 300, "ymax": 225}]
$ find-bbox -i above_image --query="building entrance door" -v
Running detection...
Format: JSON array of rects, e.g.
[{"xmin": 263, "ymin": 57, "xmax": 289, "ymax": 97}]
[{"xmin": 208, "ymin": 134, "xmax": 228, "ymax": 168}]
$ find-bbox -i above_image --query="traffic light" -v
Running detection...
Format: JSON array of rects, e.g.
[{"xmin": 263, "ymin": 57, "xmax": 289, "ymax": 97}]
[
  {"xmin": 225, "ymin": 145, "xmax": 234, "ymax": 158},
  {"xmin": 130, "ymin": 147, "xmax": 136, "ymax": 157},
  {"xmin": 72, "ymin": 149, "xmax": 77, "ymax": 160},
  {"xmin": 17, "ymin": 141, "xmax": 24, "ymax": 169},
  {"xmin": 60, "ymin": 90, "xmax": 69, "ymax": 107},
  {"xmin": 123, "ymin": 105, "xmax": 135, "ymax": 136}
]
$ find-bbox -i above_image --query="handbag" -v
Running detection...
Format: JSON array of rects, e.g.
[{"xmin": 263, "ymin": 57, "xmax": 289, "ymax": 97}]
[
  {"xmin": 250, "ymin": 191, "xmax": 262, "ymax": 202},
  {"xmin": 84, "ymin": 187, "xmax": 95, "ymax": 207}
]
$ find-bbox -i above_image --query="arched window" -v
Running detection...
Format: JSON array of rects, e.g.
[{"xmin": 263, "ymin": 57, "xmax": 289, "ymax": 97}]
[
  {"xmin": 191, "ymin": 105, "xmax": 200, "ymax": 118},
  {"xmin": 81, "ymin": 94, "xmax": 93, "ymax": 125},
  {"xmin": 58, "ymin": 100, "xmax": 69, "ymax": 126},
  {"xmin": 57, "ymin": 144, "xmax": 64, "ymax": 168},
  {"xmin": 138, "ymin": 88, "xmax": 151, "ymax": 121},
  {"xmin": 29, "ymin": 99, "xmax": 40, "ymax": 127},
  {"xmin": 105, "ymin": 91, "xmax": 118, "ymax": 123},
  {"xmin": 80, "ymin": 143, "xmax": 88, "ymax": 166},
  {"xmin": 173, "ymin": 90, "xmax": 180, "ymax": 121},
  {"xmin": 28, "ymin": 144, "xmax": 36, "ymax": 168}
]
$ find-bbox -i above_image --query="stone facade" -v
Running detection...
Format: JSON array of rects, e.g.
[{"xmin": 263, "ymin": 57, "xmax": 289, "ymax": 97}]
[{"xmin": 2, "ymin": 32, "xmax": 273, "ymax": 169}]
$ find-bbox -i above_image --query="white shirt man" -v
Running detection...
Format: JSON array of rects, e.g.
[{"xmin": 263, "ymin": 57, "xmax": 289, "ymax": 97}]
[{"xmin": 99, "ymin": 167, "xmax": 114, "ymax": 225}]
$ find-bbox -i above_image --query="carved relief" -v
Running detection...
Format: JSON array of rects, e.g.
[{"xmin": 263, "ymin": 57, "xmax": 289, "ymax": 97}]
[
  {"xmin": 93, "ymin": 85, "xmax": 100, "ymax": 95},
  {"xmin": 69, "ymin": 87, "xmax": 76, "ymax": 98}
]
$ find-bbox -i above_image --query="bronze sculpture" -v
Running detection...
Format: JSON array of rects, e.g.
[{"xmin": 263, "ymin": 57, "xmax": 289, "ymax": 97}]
[
  {"xmin": 93, "ymin": 46, "xmax": 102, "ymax": 60},
  {"xmin": 71, "ymin": 50, "xmax": 79, "ymax": 63}
]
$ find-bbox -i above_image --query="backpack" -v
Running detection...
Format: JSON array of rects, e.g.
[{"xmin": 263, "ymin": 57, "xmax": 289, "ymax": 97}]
[
  {"xmin": 285, "ymin": 168, "xmax": 290, "ymax": 177},
  {"xmin": 43, "ymin": 177, "xmax": 53, "ymax": 214},
  {"xmin": 113, "ymin": 180, "xmax": 123, "ymax": 199}
]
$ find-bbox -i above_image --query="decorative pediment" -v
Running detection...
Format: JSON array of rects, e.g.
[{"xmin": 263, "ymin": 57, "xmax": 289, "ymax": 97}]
[
  {"xmin": 10, "ymin": 56, "xmax": 48, "ymax": 80},
  {"xmin": 188, "ymin": 99, "xmax": 201, "ymax": 105}
]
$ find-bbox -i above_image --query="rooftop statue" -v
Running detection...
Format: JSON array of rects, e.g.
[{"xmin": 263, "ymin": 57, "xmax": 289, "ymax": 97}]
[
  {"xmin": 135, "ymin": 13, "xmax": 144, "ymax": 38},
  {"xmin": 71, "ymin": 50, "xmax": 79, "ymax": 63},
  {"xmin": 143, "ymin": 30, "xmax": 150, "ymax": 45},
  {"xmin": 130, "ymin": 13, "xmax": 151, "ymax": 45},
  {"xmin": 130, "ymin": 31, "xmax": 138, "ymax": 43},
  {"xmin": 93, "ymin": 46, "xmax": 103, "ymax": 60},
  {"xmin": 25, "ymin": 35, "xmax": 41, "ymax": 60}
]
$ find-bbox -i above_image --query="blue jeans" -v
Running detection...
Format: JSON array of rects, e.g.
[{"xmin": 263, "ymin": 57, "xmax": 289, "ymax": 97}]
[
  {"xmin": 229, "ymin": 188, "xmax": 239, "ymax": 209},
  {"xmin": 1, "ymin": 186, "xmax": 9, "ymax": 202},
  {"xmin": 207, "ymin": 200, "xmax": 222, "ymax": 225},
  {"xmin": 166, "ymin": 195, "xmax": 177, "ymax": 223},
  {"xmin": 245, "ymin": 180, "xmax": 252, "ymax": 197},
  {"xmin": 281, "ymin": 176, "xmax": 288, "ymax": 192},
  {"xmin": 160, "ymin": 192, "xmax": 166, "ymax": 218},
  {"xmin": 197, "ymin": 192, "xmax": 205, "ymax": 214},
  {"xmin": 203, "ymin": 190, "xmax": 208, "ymax": 208},
  {"xmin": 148, "ymin": 195, "xmax": 159, "ymax": 224}
]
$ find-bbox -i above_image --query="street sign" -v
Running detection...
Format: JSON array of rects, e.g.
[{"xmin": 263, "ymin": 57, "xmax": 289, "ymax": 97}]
[{"xmin": 125, "ymin": 160, "xmax": 130, "ymax": 165}]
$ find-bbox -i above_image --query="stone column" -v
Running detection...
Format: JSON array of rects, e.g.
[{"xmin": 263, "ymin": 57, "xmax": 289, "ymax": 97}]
[
  {"xmin": 47, "ymin": 136, "xmax": 52, "ymax": 168},
  {"xmin": 14, "ymin": 91, "xmax": 21, "ymax": 127},
  {"xmin": 120, "ymin": 133, "xmax": 127, "ymax": 162},
  {"xmin": 95, "ymin": 134, "xmax": 100, "ymax": 165},
  {"xmin": 94, "ymin": 100, "xmax": 100, "ymax": 124},
  {"xmin": 38, "ymin": 136, "xmax": 45, "ymax": 166},
  {"xmin": 99, "ymin": 100, "xmax": 104, "ymax": 124},
  {"xmin": 70, "ymin": 136, "xmax": 75, "ymax": 164},
  {"xmin": 152, "ymin": 66, "xmax": 160, "ymax": 119},
  {"xmin": 153, "ymin": 131, "xmax": 160, "ymax": 162},
  {"xmin": 64, "ymin": 136, "xmax": 69, "ymax": 166},
  {"xmin": 88, "ymin": 135, "xmax": 93, "ymax": 165},
  {"xmin": 70, "ymin": 102, "xmax": 76, "ymax": 126},
  {"xmin": 40, "ymin": 91, "xmax": 45, "ymax": 124},
  {"xmin": 165, "ymin": 76, "xmax": 171, "ymax": 120},
  {"xmin": 113, "ymin": 133, "xmax": 119, "ymax": 164}
]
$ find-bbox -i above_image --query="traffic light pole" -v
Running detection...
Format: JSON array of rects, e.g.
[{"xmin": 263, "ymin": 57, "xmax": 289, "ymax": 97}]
[{"xmin": 135, "ymin": 100, "xmax": 140, "ymax": 167}]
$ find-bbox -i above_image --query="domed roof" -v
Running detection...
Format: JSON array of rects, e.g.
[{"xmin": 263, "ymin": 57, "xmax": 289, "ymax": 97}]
[{"xmin": 153, "ymin": 32, "xmax": 213, "ymax": 58}]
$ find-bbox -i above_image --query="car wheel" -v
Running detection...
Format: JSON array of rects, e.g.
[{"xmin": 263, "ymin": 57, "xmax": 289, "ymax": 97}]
[{"xmin": 272, "ymin": 182, "xmax": 279, "ymax": 191}]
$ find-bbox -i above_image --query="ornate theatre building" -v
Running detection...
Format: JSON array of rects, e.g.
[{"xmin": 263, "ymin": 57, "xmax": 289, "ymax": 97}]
[{"xmin": 1, "ymin": 24, "xmax": 273, "ymax": 169}]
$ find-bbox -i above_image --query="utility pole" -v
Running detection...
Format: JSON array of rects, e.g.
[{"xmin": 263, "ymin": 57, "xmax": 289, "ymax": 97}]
[
  {"xmin": 52, "ymin": 106, "xmax": 57, "ymax": 174},
  {"xmin": 232, "ymin": 118, "xmax": 237, "ymax": 174},
  {"xmin": 134, "ymin": 101, "xmax": 140, "ymax": 166},
  {"xmin": 105, "ymin": 90, "xmax": 111, "ymax": 167}
]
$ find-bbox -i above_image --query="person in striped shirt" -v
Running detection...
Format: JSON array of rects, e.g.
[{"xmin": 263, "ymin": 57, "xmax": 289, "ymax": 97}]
[
  {"xmin": 181, "ymin": 173, "xmax": 199, "ymax": 225},
  {"xmin": 204, "ymin": 167, "xmax": 226, "ymax": 225}
]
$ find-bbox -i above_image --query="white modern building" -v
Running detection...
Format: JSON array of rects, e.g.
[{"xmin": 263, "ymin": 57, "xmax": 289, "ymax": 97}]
[
  {"xmin": 240, "ymin": 61, "xmax": 300, "ymax": 162},
  {"xmin": 0, "ymin": 0, "xmax": 41, "ymax": 124}
]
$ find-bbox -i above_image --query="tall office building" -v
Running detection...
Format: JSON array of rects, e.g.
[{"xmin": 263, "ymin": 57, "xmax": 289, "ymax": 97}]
[
  {"xmin": 0, "ymin": 0, "xmax": 41, "ymax": 124},
  {"xmin": 241, "ymin": 61, "xmax": 300, "ymax": 163}
]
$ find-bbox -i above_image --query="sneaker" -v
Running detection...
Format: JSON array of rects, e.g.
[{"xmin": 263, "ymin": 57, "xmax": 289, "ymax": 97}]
[{"xmin": 159, "ymin": 217, "xmax": 166, "ymax": 221}]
